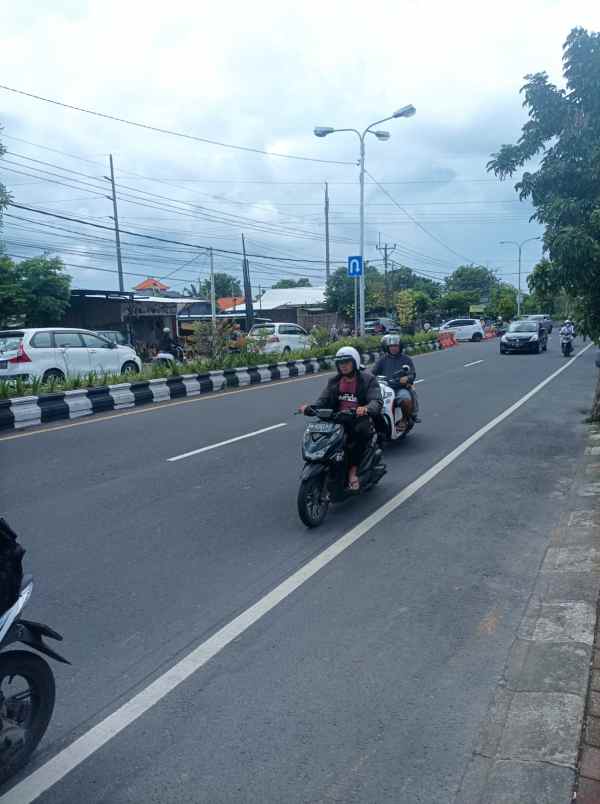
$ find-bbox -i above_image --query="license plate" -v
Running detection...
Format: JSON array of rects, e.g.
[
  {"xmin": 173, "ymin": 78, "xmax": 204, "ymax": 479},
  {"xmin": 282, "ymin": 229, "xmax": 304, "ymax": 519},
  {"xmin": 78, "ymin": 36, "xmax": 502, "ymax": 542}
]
[
  {"xmin": 0, "ymin": 360, "xmax": 7, "ymax": 369},
  {"xmin": 309, "ymin": 423, "xmax": 336, "ymax": 433}
]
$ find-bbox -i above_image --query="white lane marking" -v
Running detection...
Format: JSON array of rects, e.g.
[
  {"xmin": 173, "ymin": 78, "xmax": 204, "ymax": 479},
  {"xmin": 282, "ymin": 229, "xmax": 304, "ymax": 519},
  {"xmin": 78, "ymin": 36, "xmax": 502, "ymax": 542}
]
[
  {"xmin": 464, "ymin": 360, "xmax": 484, "ymax": 368},
  {"xmin": 2, "ymin": 343, "xmax": 591, "ymax": 804},
  {"xmin": 167, "ymin": 423, "xmax": 287, "ymax": 462},
  {"xmin": 414, "ymin": 379, "xmax": 425, "ymax": 384}
]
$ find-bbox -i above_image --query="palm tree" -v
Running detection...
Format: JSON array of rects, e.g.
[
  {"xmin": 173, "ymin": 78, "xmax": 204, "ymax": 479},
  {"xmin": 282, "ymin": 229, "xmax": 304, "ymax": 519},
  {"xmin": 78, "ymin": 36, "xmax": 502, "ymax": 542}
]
[{"xmin": 183, "ymin": 283, "xmax": 200, "ymax": 298}]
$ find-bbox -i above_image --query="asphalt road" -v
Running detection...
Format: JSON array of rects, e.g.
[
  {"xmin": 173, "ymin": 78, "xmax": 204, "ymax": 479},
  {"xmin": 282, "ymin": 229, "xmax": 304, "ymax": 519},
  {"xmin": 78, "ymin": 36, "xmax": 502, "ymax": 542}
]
[{"xmin": 0, "ymin": 336, "xmax": 596, "ymax": 803}]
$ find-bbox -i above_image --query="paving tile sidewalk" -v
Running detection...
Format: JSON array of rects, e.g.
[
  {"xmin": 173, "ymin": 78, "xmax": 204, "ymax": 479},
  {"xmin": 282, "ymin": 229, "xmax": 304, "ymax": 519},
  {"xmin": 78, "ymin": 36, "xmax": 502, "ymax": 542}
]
[{"xmin": 455, "ymin": 426, "xmax": 600, "ymax": 804}]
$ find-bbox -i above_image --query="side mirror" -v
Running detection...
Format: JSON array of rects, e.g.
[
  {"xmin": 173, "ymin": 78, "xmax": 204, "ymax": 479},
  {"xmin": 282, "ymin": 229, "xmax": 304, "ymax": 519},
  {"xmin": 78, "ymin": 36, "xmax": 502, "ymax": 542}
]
[{"xmin": 109, "ymin": 342, "xmax": 118, "ymax": 349}]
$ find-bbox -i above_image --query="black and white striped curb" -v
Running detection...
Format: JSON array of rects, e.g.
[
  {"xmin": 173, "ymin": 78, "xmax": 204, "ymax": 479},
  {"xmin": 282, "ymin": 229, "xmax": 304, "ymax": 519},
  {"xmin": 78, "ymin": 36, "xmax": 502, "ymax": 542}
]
[{"xmin": 0, "ymin": 342, "xmax": 442, "ymax": 433}]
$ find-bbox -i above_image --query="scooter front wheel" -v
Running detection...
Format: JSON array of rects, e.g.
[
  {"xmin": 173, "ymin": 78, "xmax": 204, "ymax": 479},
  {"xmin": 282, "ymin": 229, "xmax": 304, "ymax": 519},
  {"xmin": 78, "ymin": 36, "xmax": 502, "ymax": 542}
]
[{"xmin": 297, "ymin": 475, "xmax": 329, "ymax": 528}]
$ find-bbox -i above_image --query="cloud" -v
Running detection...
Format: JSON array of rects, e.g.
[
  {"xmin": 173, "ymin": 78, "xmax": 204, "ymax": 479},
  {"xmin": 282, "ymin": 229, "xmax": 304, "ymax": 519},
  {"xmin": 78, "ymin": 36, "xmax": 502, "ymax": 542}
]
[{"xmin": 1, "ymin": 0, "xmax": 598, "ymax": 290}]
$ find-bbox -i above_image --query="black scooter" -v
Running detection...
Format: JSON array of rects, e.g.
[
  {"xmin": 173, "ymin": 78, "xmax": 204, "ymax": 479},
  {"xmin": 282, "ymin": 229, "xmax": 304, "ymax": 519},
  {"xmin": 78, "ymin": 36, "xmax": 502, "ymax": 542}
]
[
  {"xmin": 0, "ymin": 519, "xmax": 69, "ymax": 786},
  {"xmin": 297, "ymin": 408, "xmax": 386, "ymax": 528}
]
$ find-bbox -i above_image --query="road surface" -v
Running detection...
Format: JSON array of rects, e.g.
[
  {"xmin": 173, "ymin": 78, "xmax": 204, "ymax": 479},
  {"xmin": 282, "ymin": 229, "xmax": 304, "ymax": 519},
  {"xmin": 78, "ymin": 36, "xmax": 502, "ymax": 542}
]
[{"xmin": 0, "ymin": 336, "xmax": 594, "ymax": 803}]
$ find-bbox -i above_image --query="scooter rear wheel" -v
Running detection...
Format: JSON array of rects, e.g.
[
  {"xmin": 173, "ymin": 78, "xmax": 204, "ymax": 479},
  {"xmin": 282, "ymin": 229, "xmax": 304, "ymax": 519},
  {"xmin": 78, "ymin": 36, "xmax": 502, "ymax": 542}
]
[
  {"xmin": 297, "ymin": 476, "xmax": 329, "ymax": 528},
  {"xmin": 0, "ymin": 650, "xmax": 55, "ymax": 785}
]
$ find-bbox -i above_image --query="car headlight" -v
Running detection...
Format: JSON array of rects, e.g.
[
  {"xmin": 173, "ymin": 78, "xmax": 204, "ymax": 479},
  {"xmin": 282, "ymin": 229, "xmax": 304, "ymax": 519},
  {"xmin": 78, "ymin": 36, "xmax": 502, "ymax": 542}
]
[
  {"xmin": 501, "ymin": 335, "xmax": 508, "ymax": 342},
  {"xmin": 530, "ymin": 335, "xmax": 538, "ymax": 341}
]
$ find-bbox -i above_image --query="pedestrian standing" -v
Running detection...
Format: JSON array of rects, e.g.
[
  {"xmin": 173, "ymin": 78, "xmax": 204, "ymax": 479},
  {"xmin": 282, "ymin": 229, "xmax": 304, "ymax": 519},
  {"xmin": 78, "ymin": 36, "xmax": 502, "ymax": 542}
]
[{"xmin": 329, "ymin": 323, "xmax": 339, "ymax": 341}]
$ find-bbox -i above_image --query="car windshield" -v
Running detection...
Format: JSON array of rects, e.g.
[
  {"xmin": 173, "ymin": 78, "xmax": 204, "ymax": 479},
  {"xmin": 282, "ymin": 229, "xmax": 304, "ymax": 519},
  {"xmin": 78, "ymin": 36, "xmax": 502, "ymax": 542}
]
[
  {"xmin": 0, "ymin": 333, "xmax": 24, "ymax": 353},
  {"xmin": 509, "ymin": 322, "xmax": 537, "ymax": 332}
]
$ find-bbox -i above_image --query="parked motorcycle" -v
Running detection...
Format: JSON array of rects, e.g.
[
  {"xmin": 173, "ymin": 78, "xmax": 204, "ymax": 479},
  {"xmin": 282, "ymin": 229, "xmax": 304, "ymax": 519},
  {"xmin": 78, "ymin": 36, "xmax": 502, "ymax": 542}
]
[
  {"xmin": 560, "ymin": 332, "xmax": 574, "ymax": 357},
  {"xmin": 377, "ymin": 365, "xmax": 417, "ymax": 443},
  {"xmin": 0, "ymin": 576, "xmax": 69, "ymax": 785},
  {"xmin": 297, "ymin": 408, "xmax": 386, "ymax": 528}
]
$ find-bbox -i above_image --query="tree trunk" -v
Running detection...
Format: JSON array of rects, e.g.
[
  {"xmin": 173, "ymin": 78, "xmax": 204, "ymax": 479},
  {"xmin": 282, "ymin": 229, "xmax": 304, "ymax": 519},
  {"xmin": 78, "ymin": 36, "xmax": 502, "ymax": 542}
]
[{"xmin": 589, "ymin": 371, "xmax": 600, "ymax": 422}]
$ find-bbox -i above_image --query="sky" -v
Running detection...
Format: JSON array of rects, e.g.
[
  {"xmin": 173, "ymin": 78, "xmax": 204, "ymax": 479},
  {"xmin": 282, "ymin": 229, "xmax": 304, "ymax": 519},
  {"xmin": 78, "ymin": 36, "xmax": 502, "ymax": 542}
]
[{"xmin": 1, "ymin": 0, "xmax": 598, "ymax": 297}]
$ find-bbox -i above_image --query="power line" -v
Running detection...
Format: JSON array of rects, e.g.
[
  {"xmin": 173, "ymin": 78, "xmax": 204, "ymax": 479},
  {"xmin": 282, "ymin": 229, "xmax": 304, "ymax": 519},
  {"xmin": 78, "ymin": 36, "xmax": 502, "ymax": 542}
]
[
  {"xmin": 364, "ymin": 169, "xmax": 480, "ymax": 265},
  {"xmin": 0, "ymin": 84, "xmax": 353, "ymax": 166},
  {"xmin": 6, "ymin": 202, "xmax": 337, "ymax": 263}
]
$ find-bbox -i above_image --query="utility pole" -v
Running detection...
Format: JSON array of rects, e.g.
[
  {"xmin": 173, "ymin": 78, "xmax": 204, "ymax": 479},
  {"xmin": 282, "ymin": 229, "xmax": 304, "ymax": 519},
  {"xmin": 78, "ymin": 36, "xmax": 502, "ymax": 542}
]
[
  {"xmin": 377, "ymin": 234, "xmax": 396, "ymax": 315},
  {"xmin": 209, "ymin": 247, "xmax": 216, "ymax": 328},
  {"xmin": 324, "ymin": 182, "xmax": 330, "ymax": 284},
  {"xmin": 106, "ymin": 154, "xmax": 124, "ymax": 292},
  {"xmin": 241, "ymin": 234, "xmax": 254, "ymax": 332}
]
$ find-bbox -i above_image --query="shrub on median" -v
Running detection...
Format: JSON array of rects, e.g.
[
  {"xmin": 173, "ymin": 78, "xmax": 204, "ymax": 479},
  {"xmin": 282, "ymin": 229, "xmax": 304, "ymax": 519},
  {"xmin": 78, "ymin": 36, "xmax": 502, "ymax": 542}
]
[{"xmin": 0, "ymin": 332, "xmax": 438, "ymax": 400}]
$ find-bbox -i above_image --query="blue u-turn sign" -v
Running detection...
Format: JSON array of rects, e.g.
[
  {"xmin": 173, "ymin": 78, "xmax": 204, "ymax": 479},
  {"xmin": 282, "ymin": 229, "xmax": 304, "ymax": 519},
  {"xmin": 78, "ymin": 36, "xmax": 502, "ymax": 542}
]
[{"xmin": 347, "ymin": 255, "xmax": 363, "ymax": 277}]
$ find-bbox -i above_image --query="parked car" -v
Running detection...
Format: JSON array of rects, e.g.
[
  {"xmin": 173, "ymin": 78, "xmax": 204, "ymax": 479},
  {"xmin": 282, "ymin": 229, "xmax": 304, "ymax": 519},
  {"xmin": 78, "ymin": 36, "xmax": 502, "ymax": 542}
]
[
  {"xmin": 247, "ymin": 322, "xmax": 311, "ymax": 355},
  {"xmin": 523, "ymin": 314, "xmax": 553, "ymax": 334},
  {"xmin": 364, "ymin": 318, "xmax": 400, "ymax": 335},
  {"xmin": 0, "ymin": 328, "xmax": 142, "ymax": 383},
  {"xmin": 438, "ymin": 318, "xmax": 485, "ymax": 342},
  {"xmin": 95, "ymin": 330, "xmax": 131, "ymax": 347},
  {"xmin": 499, "ymin": 321, "xmax": 548, "ymax": 354}
]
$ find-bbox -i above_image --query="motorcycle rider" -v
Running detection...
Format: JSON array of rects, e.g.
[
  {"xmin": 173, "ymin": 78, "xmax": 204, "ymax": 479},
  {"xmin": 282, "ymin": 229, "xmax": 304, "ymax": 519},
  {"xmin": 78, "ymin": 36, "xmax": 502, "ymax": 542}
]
[
  {"xmin": 561, "ymin": 319, "xmax": 575, "ymax": 337},
  {"xmin": 158, "ymin": 326, "xmax": 179, "ymax": 357},
  {"xmin": 300, "ymin": 346, "xmax": 382, "ymax": 491},
  {"xmin": 373, "ymin": 334, "xmax": 420, "ymax": 426}
]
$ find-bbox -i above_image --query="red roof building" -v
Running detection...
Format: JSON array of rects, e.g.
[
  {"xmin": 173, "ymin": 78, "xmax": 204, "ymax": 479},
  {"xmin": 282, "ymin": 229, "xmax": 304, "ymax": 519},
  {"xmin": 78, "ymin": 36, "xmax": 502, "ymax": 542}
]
[
  {"xmin": 217, "ymin": 296, "xmax": 246, "ymax": 311},
  {"xmin": 133, "ymin": 278, "xmax": 170, "ymax": 294}
]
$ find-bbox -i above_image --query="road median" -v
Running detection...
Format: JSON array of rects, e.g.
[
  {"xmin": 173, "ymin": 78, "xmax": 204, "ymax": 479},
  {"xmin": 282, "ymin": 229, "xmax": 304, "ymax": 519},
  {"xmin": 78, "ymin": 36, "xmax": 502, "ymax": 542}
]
[{"xmin": 0, "ymin": 339, "xmax": 449, "ymax": 433}]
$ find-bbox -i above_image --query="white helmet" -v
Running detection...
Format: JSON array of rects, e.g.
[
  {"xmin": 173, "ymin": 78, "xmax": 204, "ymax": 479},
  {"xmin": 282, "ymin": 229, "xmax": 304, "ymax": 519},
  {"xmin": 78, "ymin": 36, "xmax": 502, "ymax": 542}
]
[{"xmin": 334, "ymin": 346, "xmax": 361, "ymax": 372}]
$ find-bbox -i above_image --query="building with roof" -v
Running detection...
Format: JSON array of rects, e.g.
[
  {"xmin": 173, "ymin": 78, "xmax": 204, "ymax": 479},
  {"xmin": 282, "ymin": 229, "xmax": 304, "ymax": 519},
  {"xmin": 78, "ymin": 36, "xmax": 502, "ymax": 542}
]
[{"xmin": 132, "ymin": 278, "xmax": 170, "ymax": 294}]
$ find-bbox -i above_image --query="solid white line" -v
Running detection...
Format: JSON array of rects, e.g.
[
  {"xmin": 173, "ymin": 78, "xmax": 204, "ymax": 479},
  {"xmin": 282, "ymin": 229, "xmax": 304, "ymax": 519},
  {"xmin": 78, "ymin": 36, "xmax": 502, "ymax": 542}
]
[
  {"xmin": 167, "ymin": 423, "xmax": 288, "ymax": 462},
  {"xmin": 464, "ymin": 360, "xmax": 484, "ymax": 368},
  {"xmin": 2, "ymin": 343, "xmax": 591, "ymax": 804}
]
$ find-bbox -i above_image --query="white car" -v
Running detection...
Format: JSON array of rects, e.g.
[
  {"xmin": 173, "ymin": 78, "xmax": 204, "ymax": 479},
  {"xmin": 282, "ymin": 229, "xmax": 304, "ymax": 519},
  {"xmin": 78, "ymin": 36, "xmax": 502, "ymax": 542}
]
[
  {"xmin": 0, "ymin": 328, "xmax": 142, "ymax": 383},
  {"xmin": 248, "ymin": 322, "xmax": 311, "ymax": 355},
  {"xmin": 438, "ymin": 318, "xmax": 485, "ymax": 342}
]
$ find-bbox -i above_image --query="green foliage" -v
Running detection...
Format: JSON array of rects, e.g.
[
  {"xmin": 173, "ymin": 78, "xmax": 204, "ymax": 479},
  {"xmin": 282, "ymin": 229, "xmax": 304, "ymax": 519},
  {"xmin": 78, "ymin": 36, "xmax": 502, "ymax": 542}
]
[
  {"xmin": 439, "ymin": 290, "xmax": 478, "ymax": 317},
  {"xmin": 272, "ymin": 278, "xmax": 312, "ymax": 288},
  {"xmin": 488, "ymin": 26, "xmax": 600, "ymax": 338},
  {"xmin": 395, "ymin": 290, "xmax": 417, "ymax": 326},
  {"xmin": 199, "ymin": 272, "xmax": 242, "ymax": 299},
  {"xmin": 0, "ymin": 129, "xmax": 10, "ymax": 227},
  {"xmin": 486, "ymin": 285, "xmax": 517, "ymax": 320},
  {"xmin": 194, "ymin": 319, "xmax": 235, "ymax": 361},
  {"xmin": 1, "ymin": 333, "xmax": 439, "ymax": 399},
  {"xmin": 445, "ymin": 265, "xmax": 499, "ymax": 298},
  {"xmin": 0, "ymin": 254, "xmax": 71, "ymax": 327}
]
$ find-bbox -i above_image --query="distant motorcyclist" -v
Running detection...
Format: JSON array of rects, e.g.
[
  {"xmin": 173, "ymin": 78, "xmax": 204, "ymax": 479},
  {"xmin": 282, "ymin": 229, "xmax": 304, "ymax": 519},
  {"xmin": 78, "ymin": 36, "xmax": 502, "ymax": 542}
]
[
  {"xmin": 300, "ymin": 346, "xmax": 382, "ymax": 490},
  {"xmin": 159, "ymin": 326, "xmax": 178, "ymax": 355},
  {"xmin": 560, "ymin": 320, "xmax": 575, "ymax": 339},
  {"xmin": 373, "ymin": 334, "xmax": 420, "ymax": 426}
]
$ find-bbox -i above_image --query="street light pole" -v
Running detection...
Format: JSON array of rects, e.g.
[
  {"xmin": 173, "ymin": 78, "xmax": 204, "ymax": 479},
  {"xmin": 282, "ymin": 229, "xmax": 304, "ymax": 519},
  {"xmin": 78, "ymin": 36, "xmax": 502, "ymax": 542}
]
[
  {"xmin": 358, "ymin": 136, "xmax": 366, "ymax": 336},
  {"xmin": 314, "ymin": 105, "xmax": 415, "ymax": 335},
  {"xmin": 499, "ymin": 236, "xmax": 541, "ymax": 317}
]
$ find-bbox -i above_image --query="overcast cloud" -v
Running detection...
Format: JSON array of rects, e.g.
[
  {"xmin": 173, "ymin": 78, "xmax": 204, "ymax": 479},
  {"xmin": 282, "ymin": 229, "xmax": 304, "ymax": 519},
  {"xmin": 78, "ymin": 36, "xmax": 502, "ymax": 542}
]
[{"xmin": 1, "ymin": 0, "xmax": 598, "ymax": 294}]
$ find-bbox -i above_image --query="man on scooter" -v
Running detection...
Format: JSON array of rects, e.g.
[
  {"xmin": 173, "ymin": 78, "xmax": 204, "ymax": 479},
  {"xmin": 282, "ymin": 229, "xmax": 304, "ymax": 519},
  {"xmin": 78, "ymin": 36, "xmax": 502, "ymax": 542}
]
[
  {"xmin": 300, "ymin": 346, "xmax": 382, "ymax": 490},
  {"xmin": 373, "ymin": 334, "xmax": 420, "ymax": 427}
]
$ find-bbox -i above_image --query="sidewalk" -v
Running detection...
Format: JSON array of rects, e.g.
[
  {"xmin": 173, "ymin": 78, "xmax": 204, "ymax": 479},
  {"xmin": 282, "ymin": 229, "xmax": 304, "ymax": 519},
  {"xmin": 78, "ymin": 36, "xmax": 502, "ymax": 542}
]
[{"xmin": 456, "ymin": 424, "xmax": 600, "ymax": 804}]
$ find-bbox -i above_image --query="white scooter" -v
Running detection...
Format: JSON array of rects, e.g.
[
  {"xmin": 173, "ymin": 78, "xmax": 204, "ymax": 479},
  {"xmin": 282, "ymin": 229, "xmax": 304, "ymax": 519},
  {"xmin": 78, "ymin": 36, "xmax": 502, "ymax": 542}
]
[{"xmin": 377, "ymin": 365, "xmax": 416, "ymax": 443}]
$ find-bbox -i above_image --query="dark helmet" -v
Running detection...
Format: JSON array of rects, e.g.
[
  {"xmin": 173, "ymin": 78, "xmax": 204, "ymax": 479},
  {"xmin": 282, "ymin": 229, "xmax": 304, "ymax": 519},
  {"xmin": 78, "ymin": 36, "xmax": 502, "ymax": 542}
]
[{"xmin": 381, "ymin": 333, "xmax": 403, "ymax": 353}]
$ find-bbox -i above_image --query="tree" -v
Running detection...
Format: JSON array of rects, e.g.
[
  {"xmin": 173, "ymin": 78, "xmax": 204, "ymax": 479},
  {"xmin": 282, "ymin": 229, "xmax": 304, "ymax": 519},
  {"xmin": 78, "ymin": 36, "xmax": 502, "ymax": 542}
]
[
  {"xmin": 445, "ymin": 265, "xmax": 499, "ymax": 299},
  {"xmin": 0, "ymin": 255, "xmax": 71, "ymax": 327},
  {"xmin": 0, "ymin": 129, "xmax": 10, "ymax": 230},
  {"xmin": 487, "ymin": 284, "xmax": 517, "ymax": 321},
  {"xmin": 183, "ymin": 282, "xmax": 200, "ymax": 298},
  {"xmin": 487, "ymin": 26, "xmax": 600, "ymax": 415},
  {"xmin": 439, "ymin": 290, "xmax": 478, "ymax": 318},
  {"xmin": 199, "ymin": 272, "xmax": 242, "ymax": 299},
  {"xmin": 395, "ymin": 290, "xmax": 417, "ymax": 326},
  {"xmin": 325, "ymin": 263, "xmax": 383, "ymax": 317},
  {"xmin": 272, "ymin": 278, "xmax": 311, "ymax": 289}
]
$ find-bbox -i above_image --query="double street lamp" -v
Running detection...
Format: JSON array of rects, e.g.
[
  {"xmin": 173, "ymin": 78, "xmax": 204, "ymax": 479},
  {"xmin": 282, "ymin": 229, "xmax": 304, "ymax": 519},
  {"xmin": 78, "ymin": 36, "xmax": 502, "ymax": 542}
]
[
  {"xmin": 314, "ymin": 104, "xmax": 416, "ymax": 335},
  {"xmin": 499, "ymin": 236, "xmax": 541, "ymax": 317}
]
